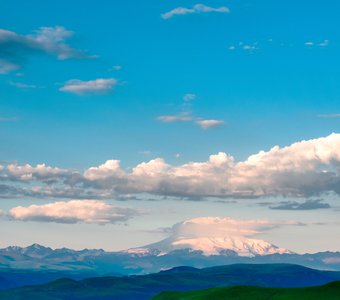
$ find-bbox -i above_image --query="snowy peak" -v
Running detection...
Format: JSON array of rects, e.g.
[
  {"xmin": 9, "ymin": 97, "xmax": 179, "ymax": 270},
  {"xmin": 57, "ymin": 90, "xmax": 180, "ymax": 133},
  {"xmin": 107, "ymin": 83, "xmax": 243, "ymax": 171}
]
[
  {"xmin": 136, "ymin": 236, "xmax": 292, "ymax": 257},
  {"xmin": 129, "ymin": 217, "xmax": 294, "ymax": 257},
  {"xmin": 171, "ymin": 236, "xmax": 291, "ymax": 256}
]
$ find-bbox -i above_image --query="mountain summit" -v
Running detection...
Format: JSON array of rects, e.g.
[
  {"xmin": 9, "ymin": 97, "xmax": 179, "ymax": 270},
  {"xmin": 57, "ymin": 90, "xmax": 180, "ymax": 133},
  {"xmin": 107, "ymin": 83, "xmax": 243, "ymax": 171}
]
[{"xmin": 128, "ymin": 217, "xmax": 293, "ymax": 256}]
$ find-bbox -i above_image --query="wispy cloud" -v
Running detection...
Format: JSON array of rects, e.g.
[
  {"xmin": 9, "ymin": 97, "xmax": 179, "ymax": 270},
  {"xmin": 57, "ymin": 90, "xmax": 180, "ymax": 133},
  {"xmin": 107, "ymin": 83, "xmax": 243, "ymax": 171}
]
[
  {"xmin": 109, "ymin": 65, "xmax": 122, "ymax": 72},
  {"xmin": 305, "ymin": 40, "xmax": 329, "ymax": 47},
  {"xmin": 183, "ymin": 93, "xmax": 196, "ymax": 101},
  {"xmin": 228, "ymin": 41, "xmax": 259, "ymax": 53},
  {"xmin": 157, "ymin": 94, "xmax": 224, "ymax": 129},
  {"xmin": 157, "ymin": 114, "xmax": 224, "ymax": 129},
  {"xmin": 157, "ymin": 115, "xmax": 192, "ymax": 123},
  {"xmin": 270, "ymin": 199, "xmax": 331, "ymax": 210},
  {"xmin": 0, "ymin": 117, "xmax": 17, "ymax": 122},
  {"xmin": 59, "ymin": 78, "xmax": 118, "ymax": 95},
  {"xmin": 162, "ymin": 4, "xmax": 230, "ymax": 20},
  {"xmin": 228, "ymin": 38, "xmax": 330, "ymax": 54},
  {"xmin": 8, "ymin": 81, "xmax": 37, "ymax": 89},
  {"xmin": 0, "ymin": 26, "xmax": 94, "ymax": 74},
  {"xmin": 318, "ymin": 114, "xmax": 340, "ymax": 118},
  {"xmin": 196, "ymin": 119, "xmax": 224, "ymax": 129},
  {"xmin": 8, "ymin": 200, "xmax": 139, "ymax": 224}
]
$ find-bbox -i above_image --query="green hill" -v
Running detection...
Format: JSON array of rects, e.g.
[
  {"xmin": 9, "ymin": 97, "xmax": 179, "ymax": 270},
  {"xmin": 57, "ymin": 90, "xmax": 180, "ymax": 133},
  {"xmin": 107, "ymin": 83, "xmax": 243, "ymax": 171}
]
[
  {"xmin": 153, "ymin": 281, "xmax": 340, "ymax": 300},
  {"xmin": 1, "ymin": 264, "xmax": 340, "ymax": 300}
]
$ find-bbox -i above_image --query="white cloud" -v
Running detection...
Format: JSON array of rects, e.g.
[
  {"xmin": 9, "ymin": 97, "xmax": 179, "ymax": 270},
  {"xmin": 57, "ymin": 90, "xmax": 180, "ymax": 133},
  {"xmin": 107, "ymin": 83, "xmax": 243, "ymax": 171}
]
[
  {"xmin": 112, "ymin": 65, "xmax": 122, "ymax": 71},
  {"xmin": 139, "ymin": 150, "xmax": 152, "ymax": 156},
  {"xmin": 8, "ymin": 81, "xmax": 37, "ymax": 89},
  {"xmin": 157, "ymin": 115, "xmax": 192, "ymax": 123},
  {"xmin": 319, "ymin": 114, "xmax": 340, "ymax": 118},
  {"xmin": 162, "ymin": 4, "xmax": 230, "ymax": 19},
  {"xmin": 183, "ymin": 93, "xmax": 196, "ymax": 101},
  {"xmin": 305, "ymin": 40, "xmax": 329, "ymax": 47},
  {"xmin": 59, "ymin": 78, "xmax": 117, "ymax": 95},
  {"xmin": 9, "ymin": 200, "xmax": 138, "ymax": 224},
  {"xmin": 3, "ymin": 134, "xmax": 340, "ymax": 199},
  {"xmin": 196, "ymin": 119, "xmax": 224, "ymax": 129},
  {"xmin": 171, "ymin": 217, "xmax": 298, "ymax": 238},
  {"xmin": 157, "ymin": 115, "xmax": 224, "ymax": 129},
  {"xmin": 132, "ymin": 158, "xmax": 169, "ymax": 176},
  {"xmin": 0, "ymin": 117, "xmax": 17, "ymax": 122},
  {"xmin": 79, "ymin": 133, "xmax": 340, "ymax": 198},
  {"xmin": 0, "ymin": 26, "xmax": 93, "ymax": 74},
  {"xmin": 227, "ymin": 42, "xmax": 259, "ymax": 53},
  {"xmin": 0, "ymin": 59, "xmax": 20, "ymax": 74},
  {"xmin": 83, "ymin": 160, "xmax": 124, "ymax": 181},
  {"xmin": 157, "ymin": 94, "xmax": 223, "ymax": 129},
  {"xmin": 6, "ymin": 163, "xmax": 67, "ymax": 181},
  {"xmin": 318, "ymin": 40, "xmax": 329, "ymax": 47}
]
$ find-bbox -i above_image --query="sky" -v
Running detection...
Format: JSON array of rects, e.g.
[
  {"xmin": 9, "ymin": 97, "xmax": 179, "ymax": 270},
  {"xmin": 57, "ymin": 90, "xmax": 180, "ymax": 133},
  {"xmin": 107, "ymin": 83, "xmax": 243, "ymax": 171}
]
[{"xmin": 0, "ymin": 0, "xmax": 340, "ymax": 253}]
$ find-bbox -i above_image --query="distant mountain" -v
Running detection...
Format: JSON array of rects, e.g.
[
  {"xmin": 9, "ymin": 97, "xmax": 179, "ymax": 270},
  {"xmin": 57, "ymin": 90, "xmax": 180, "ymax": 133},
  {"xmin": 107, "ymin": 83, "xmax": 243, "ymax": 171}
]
[
  {"xmin": 127, "ymin": 217, "xmax": 292, "ymax": 257},
  {"xmin": 1, "ymin": 217, "xmax": 340, "ymax": 289},
  {"xmin": 1, "ymin": 246, "xmax": 340, "ymax": 289},
  {"xmin": 128, "ymin": 236, "xmax": 292, "ymax": 257},
  {"xmin": 152, "ymin": 281, "xmax": 340, "ymax": 300},
  {"xmin": 1, "ymin": 264, "xmax": 340, "ymax": 300}
]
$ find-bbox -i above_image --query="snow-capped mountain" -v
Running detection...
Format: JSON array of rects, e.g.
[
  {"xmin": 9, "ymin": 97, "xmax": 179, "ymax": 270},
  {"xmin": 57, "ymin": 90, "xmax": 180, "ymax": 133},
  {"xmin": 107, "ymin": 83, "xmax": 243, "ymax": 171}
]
[
  {"xmin": 127, "ymin": 217, "xmax": 293, "ymax": 257},
  {"xmin": 130, "ymin": 236, "xmax": 292, "ymax": 257},
  {"xmin": 1, "ymin": 217, "xmax": 340, "ymax": 280}
]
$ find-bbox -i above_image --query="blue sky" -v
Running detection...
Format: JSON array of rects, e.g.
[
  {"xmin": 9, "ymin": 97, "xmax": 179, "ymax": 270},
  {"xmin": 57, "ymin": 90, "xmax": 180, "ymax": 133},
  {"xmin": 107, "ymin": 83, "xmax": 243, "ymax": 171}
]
[{"xmin": 0, "ymin": 0, "xmax": 340, "ymax": 253}]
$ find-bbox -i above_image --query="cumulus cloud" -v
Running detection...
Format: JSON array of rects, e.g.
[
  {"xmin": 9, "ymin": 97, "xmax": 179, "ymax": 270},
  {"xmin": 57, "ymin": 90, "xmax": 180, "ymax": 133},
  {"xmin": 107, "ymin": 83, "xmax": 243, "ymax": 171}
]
[
  {"xmin": 196, "ymin": 119, "xmax": 224, "ymax": 129},
  {"xmin": 3, "ymin": 134, "xmax": 340, "ymax": 199},
  {"xmin": 83, "ymin": 160, "xmax": 124, "ymax": 181},
  {"xmin": 270, "ymin": 199, "xmax": 331, "ymax": 210},
  {"xmin": 59, "ymin": 78, "xmax": 117, "ymax": 95},
  {"xmin": 0, "ymin": 26, "xmax": 93, "ymax": 74},
  {"xmin": 4, "ymin": 163, "xmax": 67, "ymax": 182},
  {"xmin": 162, "ymin": 4, "xmax": 230, "ymax": 20},
  {"xmin": 8, "ymin": 200, "xmax": 139, "ymax": 224},
  {"xmin": 77, "ymin": 133, "xmax": 340, "ymax": 198}
]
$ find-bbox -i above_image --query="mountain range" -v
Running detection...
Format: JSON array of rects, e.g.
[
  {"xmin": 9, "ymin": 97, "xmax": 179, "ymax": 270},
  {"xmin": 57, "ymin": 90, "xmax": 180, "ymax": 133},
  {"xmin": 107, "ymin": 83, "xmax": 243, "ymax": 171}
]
[
  {"xmin": 1, "ymin": 242, "xmax": 340, "ymax": 289},
  {"xmin": 1, "ymin": 217, "xmax": 340, "ymax": 290}
]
